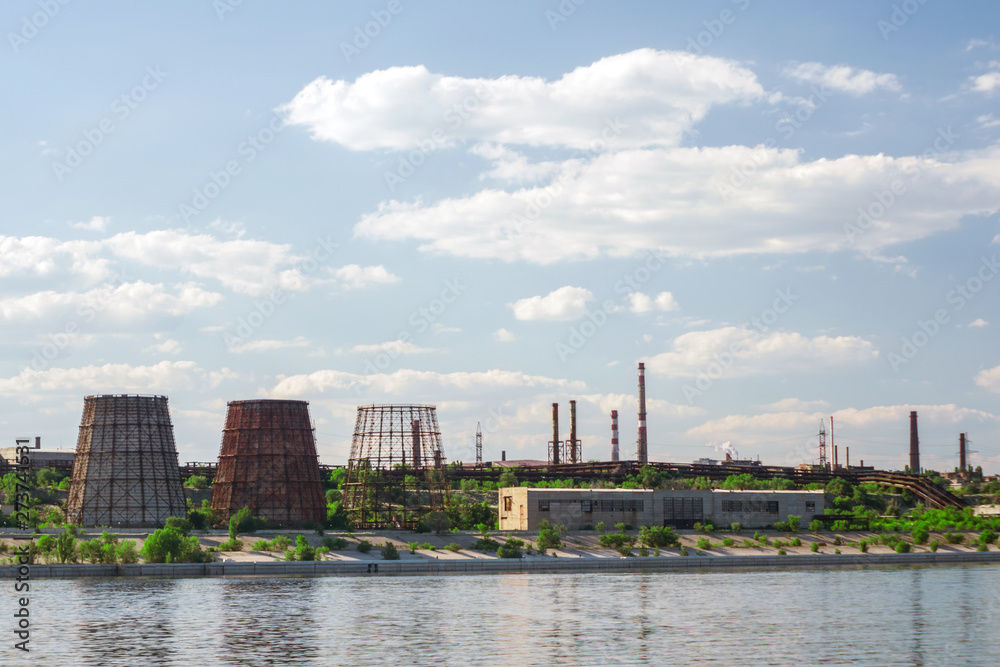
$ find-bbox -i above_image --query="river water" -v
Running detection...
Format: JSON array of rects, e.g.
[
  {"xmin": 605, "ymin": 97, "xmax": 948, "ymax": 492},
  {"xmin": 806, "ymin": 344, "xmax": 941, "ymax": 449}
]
[{"xmin": 5, "ymin": 564, "xmax": 1000, "ymax": 666}]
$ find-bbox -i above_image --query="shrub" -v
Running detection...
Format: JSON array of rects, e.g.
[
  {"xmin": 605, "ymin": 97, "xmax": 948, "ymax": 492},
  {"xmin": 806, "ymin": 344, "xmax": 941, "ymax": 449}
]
[
  {"xmin": 809, "ymin": 519, "xmax": 823, "ymax": 532},
  {"xmin": 474, "ymin": 537, "xmax": 501, "ymax": 552},
  {"xmin": 638, "ymin": 525, "xmax": 680, "ymax": 548},
  {"xmin": 834, "ymin": 549, "xmax": 841, "ymax": 554},
  {"xmin": 928, "ymin": 539, "xmax": 939, "ymax": 552},
  {"xmin": 693, "ymin": 522, "xmax": 704, "ymax": 533},
  {"xmin": 743, "ymin": 539, "xmax": 754, "ymax": 548},
  {"xmin": 183, "ymin": 475, "xmax": 209, "ymax": 489},
  {"xmin": 696, "ymin": 537, "xmax": 711, "ymax": 550},
  {"xmin": 444, "ymin": 543, "xmax": 461, "ymax": 552},
  {"xmin": 419, "ymin": 542, "xmax": 434, "ymax": 551},
  {"xmin": 979, "ymin": 529, "xmax": 997, "ymax": 545},
  {"xmin": 911, "ymin": 527, "xmax": 929, "ymax": 545},
  {"xmin": 616, "ymin": 544, "xmax": 633, "ymax": 557},
  {"xmin": 703, "ymin": 524, "xmax": 715, "ymax": 533},
  {"xmin": 322, "ymin": 536, "xmax": 349, "ymax": 550},
  {"xmin": 637, "ymin": 547, "xmax": 649, "ymax": 557},
  {"xmin": 251, "ymin": 539, "xmax": 271, "ymax": 551},
  {"xmin": 721, "ymin": 538, "xmax": 735, "ymax": 547},
  {"xmin": 164, "ymin": 516, "xmax": 193, "ymax": 535},
  {"xmin": 679, "ymin": 545, "xmax": 689, "ymax": 556},
  {"xmin": 142, "ymin": 526, "xmax": 212, "ymax": 563},
  {"xmin": 497, "ymin": 537, "xmax": 524, "ymax": 559},
  {"xmin": 424, "ymin": 511, "xmax": 452, "ymax": 534},
  {"xmin": 116, "ymin": 540, "xmax": 139, "ymax": 564},
  {"xmin": 229, "ymin": 507, "xmax": 265, "ymax": 540},
  {"xmin": 381, "ymin": 542, "xmax": 400, "ymax": 560},
  {"xmin": 774, "ymin": 521, "xmax": 790, "ymax": 532},
  {"xmin": 595, "ymin": 521, "xmax": 606, "ymax": 533},
  {"xmin": 790, "ymin": 537, "xmax": 802, "ymax": 547},
  {"xmin": 731, "ymin": 522, "xmax": 742, "ymax": 533},
  {"xmin": 536, "ymin": 521, "xmax": 566, "ymax": 551},
  {"xmin": 408, "ymin": 541, "xmax": 418, "ymax": 554},
  {"xmin": 858, "ymin": 540, "xmax": 868, "ymax": 553},
  {"xmin": 895, "ymin": 541, "xmax": 912, "ymax": 554},
  {"xmin": 217, "ymin": 538, "xmax": 244, "ymax": 551},
  {"xmin": 946, "ymin": 532, "xmax": 965, "ymax": 545},
  {"xmin": 810, "ymin": 542, "xmax": 819, "ymax": 553},
  {"xmin": 777, "ymin": 548, "xmax": 787, "ymax": 555},
  {"xmin": 787, "ymin": 515, "xmax": 801, "ymax": 532},
  {"xmin": 294, "ymin": 535, "xmax": 316, "ymax": 561},
  {"xmin": 977, "ymin": 542, "xmax": 988, "ymax": 552},
  {"xmin": 357, "ymin": 539, "xmax": 373, "ymax": 554}
]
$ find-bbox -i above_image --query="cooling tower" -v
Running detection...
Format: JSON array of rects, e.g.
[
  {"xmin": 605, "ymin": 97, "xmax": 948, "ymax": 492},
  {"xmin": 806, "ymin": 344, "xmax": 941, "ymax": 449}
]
[
  {"xmin": 343, "ymin": 404, "xmax": 448, "ymax": 528},
  {"xmin": 65, "ymin": 394, "xmax": 186, "ymax": 527},
  {"xmin": 210, "ymin": 399, "xmax": 326, "ymax": 526}
]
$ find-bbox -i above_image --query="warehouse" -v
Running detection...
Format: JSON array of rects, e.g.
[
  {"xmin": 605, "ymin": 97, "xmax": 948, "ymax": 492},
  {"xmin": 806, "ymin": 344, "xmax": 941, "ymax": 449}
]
[{"xmin": 498, "ymin": 487, "xmax": 824, "ymax": 531}]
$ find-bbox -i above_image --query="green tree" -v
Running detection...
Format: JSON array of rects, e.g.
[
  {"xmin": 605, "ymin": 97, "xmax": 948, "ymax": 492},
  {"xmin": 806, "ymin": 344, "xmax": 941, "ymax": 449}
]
[
  {"xmin": 182, "ymin": 475, "xmax": 209, "ymax": 489},
  {"xmin": 536, "ymin": 521, "xmax": 566, "ymax": 551},
  {"xmin": 638, "ymin": 525, "xmax": 680, "ymax": 548},
  {"xmin": 141, "ymin": 526, "xmax": 211, "ymax": 563},
  {"xmin": 381, "ymin": 542, "xmax": 400, "ymax": 560},
  {"xmin": 636, "ymin": 466, "xmax": 663, "ymax": 489},
  {"xmin": 55, "ymin": 530, "xmax": 78, "ymax": 564},
  {"xmin": 424, "ymin": 511, "xmax": 452, "ymax": 534},
  {"xmin": 497, "ymin": 537, "xmax": 524, "ymax": 558},
  {"xmin": 36, "ymin": 467, "xmax": 68, "ymax": 487}
]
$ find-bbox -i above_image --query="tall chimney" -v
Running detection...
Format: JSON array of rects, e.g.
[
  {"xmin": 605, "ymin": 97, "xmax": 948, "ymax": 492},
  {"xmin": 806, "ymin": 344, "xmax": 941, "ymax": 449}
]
[
  {"xmin": 834, "ymin": 445, "xmax": 838, "ymax": 470},
  {"xmin": 830, "ymin": 417, "xmax": 835, "ymax": 467},
  {"xmin": 637, "ymin": 362, "xmax": 648, "ymax": 464},
  {"xmin": 35, "ymin": 436, "xmax": 41, "ymax": 450},
  {"xmin": 569, "ymin": 399, "xmax": 578, "ymax": 464},
  {"xmin": 846, "ymin": 446, "xmax": 850, "ymax": 469},
  {"xmin": 909, "ymin": 411, "xmax": 920, "ymax": 473},
  {"xmin": 959, "ymin": 433, "xmax": 967, "ymax": 473},
  {"xmin": 550, "ymin": 402, "xmax": 560, "ymax": 465},
  {"xmin": 411, "ymin": 420, "xmax": 421, "ymax": 467},
  {"xmin": 501, "ymin": 450, "xmax": 506, "ymax": 462},
  {"xmin": 611, "ymin": 410, "xmax": 619, "ymax": 462}
]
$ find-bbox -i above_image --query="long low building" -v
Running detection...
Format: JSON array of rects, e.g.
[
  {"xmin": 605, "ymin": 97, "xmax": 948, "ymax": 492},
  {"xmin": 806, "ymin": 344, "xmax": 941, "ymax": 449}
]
[{"xmin": 499, "ymin": 487, "xmax": 825, "ymax": 531}]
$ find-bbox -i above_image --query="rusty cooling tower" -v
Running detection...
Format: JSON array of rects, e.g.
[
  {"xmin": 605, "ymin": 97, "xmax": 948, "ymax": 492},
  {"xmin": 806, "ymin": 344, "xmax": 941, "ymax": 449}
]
[
  {"xmin": 66, "ymin": 394, "xmax": 186, "ymax": 527},
  {"xmin": 211, "ymin": 399, "xmax": 325, "ymax": 526}
]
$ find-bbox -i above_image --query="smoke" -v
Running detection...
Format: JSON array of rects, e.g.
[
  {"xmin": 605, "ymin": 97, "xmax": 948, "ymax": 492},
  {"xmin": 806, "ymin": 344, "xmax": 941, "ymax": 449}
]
[{"xmin": 708, "ymin": 441, "xmax": 739, "ymax": 459}]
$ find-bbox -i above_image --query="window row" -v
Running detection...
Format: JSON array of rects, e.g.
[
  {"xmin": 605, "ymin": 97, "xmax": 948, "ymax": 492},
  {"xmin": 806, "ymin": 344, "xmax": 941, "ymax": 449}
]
[{"xmin": 720, "ymin": 500, "xmax": 779, "ymax": 513}]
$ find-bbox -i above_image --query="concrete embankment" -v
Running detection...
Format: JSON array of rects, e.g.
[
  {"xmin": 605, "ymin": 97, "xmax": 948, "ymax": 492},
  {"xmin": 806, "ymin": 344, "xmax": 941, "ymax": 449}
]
[{"xmin": 4, "ymin": 551, "xmax": 1000, "ymax": 579}]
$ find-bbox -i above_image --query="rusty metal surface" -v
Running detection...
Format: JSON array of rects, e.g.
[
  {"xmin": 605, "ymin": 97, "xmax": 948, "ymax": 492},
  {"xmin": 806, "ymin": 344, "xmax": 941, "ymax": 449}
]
[
  {"xmin": 65, "ymin": 394, "xmax": 186, "ymax": 528},
  {"xmin": 343, "ymin": 404, "xmax": 448, "ymax": 529},
  {"xmin": 210, "ymin": 399, "xmax": 326, "ymax": 527}
]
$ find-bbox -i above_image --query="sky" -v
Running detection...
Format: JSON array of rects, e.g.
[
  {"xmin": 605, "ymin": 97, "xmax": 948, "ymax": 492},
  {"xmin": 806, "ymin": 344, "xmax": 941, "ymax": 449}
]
[{"xmin": 2, "ymin": 1, "xmax": 999, "ymax": 473}]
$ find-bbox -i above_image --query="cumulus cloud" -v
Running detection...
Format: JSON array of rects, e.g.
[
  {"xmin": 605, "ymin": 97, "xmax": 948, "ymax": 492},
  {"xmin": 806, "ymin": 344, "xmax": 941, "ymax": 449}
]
[
  {"xmin": 629, "ymin": 291, "xmax": 679, "ymax": 313},
  {"xmin": 331, "ymin": 264, "xmax": 400, "ymax": 289},
  {"xmin": 351, "ymin": 340, "xmax": 435, "ymax": 355},
  {"xmin": 969, "ymin": 62, "xmax": 1000, "ymax": 94},
  {"xmin": 145, "ymin": 338, "xmax": 182, "ymax": 355},
  {"xmin": 279, "ymin": 49, "xmax": 765, "ymax": 151},
  {"xmin": 494, "ymin": 328, "xmax": 515, "ymax": 342},
  {"xmin": 976, "ymin": 365, "xmax": 1000, "ymax": 393},
  {"xmin": 73, "ymin": 216, "xmax": 109, "ymax": 232},
  {"xmin": 509, "ymin": 286, "xmax": 594, "ymax": 321},
  {"xmin": 0, "ymin": 235, "xmax": 109, "ymax": 282},
  {"xmin": 643, "ymin": 327, "xmax": 878, "ymax": 378},
  {"xmin": 267, "ymin": 368, "xmax": 586, "ymax": 397},
  {"xmin": 227, "ymin": 337, "xmax": 312, "ymax": 354},
  {"xmin": 0, "ymin": 361, "xmax": 204, "ymax": 399},
  {"xmin": 968, "ymin": 318, "xmax": 989, "ymax": 328},
  {"xmin": 355, "ymin": 143, "xmax": 1000, "ymax": 263},
  {"xmin": 0, "ymin": 282, "xmax": 223, "ymax": 320},
  {"xmin": 782, "ymin": 62, "xmax": 902, "ymax": 95}
]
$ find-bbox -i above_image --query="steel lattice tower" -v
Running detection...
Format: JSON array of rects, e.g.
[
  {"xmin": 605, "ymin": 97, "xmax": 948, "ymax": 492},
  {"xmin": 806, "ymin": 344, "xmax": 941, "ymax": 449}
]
[
  {"xmin": 343, "ymin": 404, "xmax": 448, "ymax": 529},
  {"xmin": 66, "ymin": 394, "xmax": 186, "ymax": 527}
]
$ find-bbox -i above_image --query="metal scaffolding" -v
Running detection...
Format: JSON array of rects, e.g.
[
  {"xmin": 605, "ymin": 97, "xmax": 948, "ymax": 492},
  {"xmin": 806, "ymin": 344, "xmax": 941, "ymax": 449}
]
[
  {"xmin": 65, "ymin": 394, "xmax": 186, "ymax": 527},
  {"xmin": 210, "ymin": 399, "xmax": 326, "ymax": 527},
  {"xmin": 343, "ymin": 404, "xmax": 448, "ymax": 529}
]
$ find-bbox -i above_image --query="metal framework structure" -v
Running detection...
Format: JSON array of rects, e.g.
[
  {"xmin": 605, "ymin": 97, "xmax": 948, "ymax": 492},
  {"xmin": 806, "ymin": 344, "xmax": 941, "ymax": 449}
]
[
  {"xmin": 210, "ymin": 399, "xmax": 326, "ymax": 527},
  {"xmin": 65, "ymin": 394, "xmax": 186, "ymax": 527},
  {"xmin": 475, "ymin": 422, "xmax": 483, "ymax": 465},
  {"xmin": 567, "ymin": 399, "xmax": 582, "ymax": 464},
  {"xmin": 343, "ymin": 404, "xmax": 448, "ymax": 529},
  {"xmin": 547, "ymin": 402, "xmax": 564, "ymax": 465},
  {"xmin": 817, "ymin": 419, "xmax": 827, "ymax": 470}
]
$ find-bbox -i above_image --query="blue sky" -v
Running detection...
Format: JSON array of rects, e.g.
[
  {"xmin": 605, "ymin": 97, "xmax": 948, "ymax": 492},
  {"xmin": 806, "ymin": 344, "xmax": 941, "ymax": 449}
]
[{"xmin": 2, "ymin": 1, "xmax": 999, "ymax": 472}]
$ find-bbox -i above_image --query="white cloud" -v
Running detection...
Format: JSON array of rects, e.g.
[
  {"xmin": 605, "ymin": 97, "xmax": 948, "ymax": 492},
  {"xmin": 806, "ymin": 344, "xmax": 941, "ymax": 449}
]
[
  {"xmin": 644, "ymin": 327, "xmax": 878, "ymax": 378},
  {"xmin": 0, "ymin": 361, "xmax": 204, "ymax": 399},
  {"xmin": 355, "ymin": 143, "xmax": 1000, "ymax": 263},
  {"xmin": 145, "ymin": 338, "xmax": 182, "ymax": 355},
  {"xmin": 970, "ymin": 62, "xmax": 1000, "ymax": 94},
  {"xmin": 760, "ymin": 398, "xmax": 830, "ymax": 412},
  {"xmin": 228, "ymin": 337, "xmax": 312, "ymax": 354},
  {"xmin": 0, "ymin": 281, "xmax": 223, "ymax": 320},
  {"xmin": 782, "ymin": 62, "xmax": 902, "ymax": 95},
  {"xmin": 509, "ymin": 286, "xmax": 593, "ymax": 321},
  {"xmin": 331, "ymin": 264, "xmax": 400, "ymax": 289},
  {"xmin": 629, "ymin": 291, "xmax": 679, "ymax": 313},
  {"xmin": 73, "ymin": 216, "xmax": 109, "ymax": 232},
  {"xmin": 0, "ymin": 235, "xmax": 109, "ymax": 282},
  {"xmin": 279, "ymin": 49, "xmax": 765, "ymax": 151},
  {"xmin": 267, "ymin": 368, "xmax": 586, "ymax": 397},
  {"xmin": 976, "ymin": 365, "xmax": 1000, "ymax": 393},
  {"xmin": 978, "ymin": 113, "xmax": 1000, "ymax": 129},
  {"xmin": 494, "ymin": 328, "xmax": 515, "ymax": 342},
  {"xmin": 470, "ymin": 143, "xmax": 562, "ymax": 183},
  {"xmin": 969, "ymin": 318, "xmax": 989, "ymax": 328},
  {"xmin": 351, "ymin": 340, "xmax": 435, "ymax": 355}
]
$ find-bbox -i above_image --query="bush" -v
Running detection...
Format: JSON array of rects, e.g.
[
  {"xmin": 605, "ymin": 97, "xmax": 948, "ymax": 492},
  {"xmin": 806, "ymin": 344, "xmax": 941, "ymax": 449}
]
[
  {"xmin": 357, "ymin": 539, "xmax": 373, "ymax": 554},
  {"xmin": 116, "ymin": 540, "xmax": 139, "ymax": 564},
  {"xmin": 979, "ymin": 529, "xmax": 997, "ymax": 545},
  {"xmin": 595, "ymin": 521, "xmax": 606, "ymax": 533},
  {"xmin": 183, "ymin": 475, "xmax": 209, "ymax": 489},
  {"xmin": 229, "ymin": 507, "xmax": 266, "ymax": 540},
  {"xmin": 833, "ymin": 536, "xmax": 843, "ymax": 546},
  {"xmin": 322, "ymin": 536, "xmax": 349, "ymax": 550},
  {"xmin": 810, "ymin": 542, "xmax": 819, "ymax": 553},
  {"xmin": 787, "ymin": 515, "xmax": 801, "ymax": 532},
  {"xmin": 731, "ymin": 522, "xmax": 743, "ymax": 533},
  {"xmin": 497, "ymin": 537, "xmax": 524, "ymax": 559},
  {"xmin": 790, "ymin": 537, "xmax": 802, "ymax": 547},
  {"xmin": 164, "ymin": 516, "xmax": 193, "ymax": 535},
  {"xmin": 858, "ymin": 540, "xmax": 868, "ymax": 553},
  {"xmin": 638, "ymin": 525, "xmax": 680, "ymax": 548},
  {"xmin": 693, "ymin": 522, "xmax": 704, "ymax": 533},
  {"xmin": 809, "ymin": 519, "xmax": 823, "ymax": 532},
  {"xmin": 777, "ymin": 548, "xmax": 787, "ymax": 555},
  {"xmin": 721, "ymin": 538, "xmax": 735, "ymax": 547},
  {"xmin": 474, "ymin": 537, "xmax": 501, "ymax": 552},
  {"xmin": 743, "ymin": 538, "xmax": 754, "ymax": 548},
  {"xmin": 424, "ymin": 511, "xmax": 452, "ymax": 534},
  {"xmin": 408, "ymin": 541, "xmax": 418, "ymax": 554},
  {"xmin": 381, "ymin": 542, "xmax": 400, "ymax": 560},
  {"xmin": 696, "ymin": 537, "xmax": 711, "ymax": 550},
  {"xmin": 911, "ymin": 527, "xmax": 929, "ymax": 545},
  {"xmin": 616, "ymin": 544, "xmax": 633, "ymax": 557},
  {"xmin": 946, "ymin": 532, "xmax": 965, "ymax": 544},
  {"xmin": 444, "ymin": 543, "xmax": 461, "ymax": 552},
  {"xmin": 774, "ymin": 521, "xmax": 790, "ymax": 532},
  {"xmin": 294, "ymin": 535, "xmax": 315, "ymax": 561},
  {"xmin": 217, "ymin": 538, "xmax": 244, "ymax": 551},
  {"xmin": 928, "ymin": 539, "xmax": 939, "ymax": 552},
  {"xmin": 143, "ymin": 526, "xmax": 213, "ymax": 563},
  {"xmin": 977, "ymin": 542, "xmax": 989, "ymax": 552},
  {"xmin": 679, "ymin": 545, "xmax": 689, "ymax": 556},
  {"xmin": 536, "ymin": 521, "xmax": 566, "ymax": 551},
  {"xmin": 637, "ymin": 547, "xmax": 649, "ymax": 557},
  {"xmin": 895, "ymin": 541, "xmax": 912, "ymax": 554}
]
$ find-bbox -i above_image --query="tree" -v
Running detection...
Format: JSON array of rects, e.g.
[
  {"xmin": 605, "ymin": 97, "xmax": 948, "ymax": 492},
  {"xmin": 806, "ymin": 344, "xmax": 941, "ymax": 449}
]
[
  {"xmin": 381, "ymin": 542, "xmax": 400, "ymax": 560},
  {"xmin": 425, "ymin": 511, "xmax": 451, "ymax": 534},
  {"xmin": 497, "ymin": 537, "xmax": 524, "ymax": 558},
  {"xmin": 141, "ymin": 526, "xmax": 212, "ymax": 563},
  {"xmin": 536, "ymin": 521, "xmax": 566, "ymax": 551},
  {"xmin": 55, "ymin": 530, "xmax": 78, "ymax": 564},
  {"xmin": 636, "ymin": 466, "xmax": 663, "ymax": 489},
  {"xmin": 498, "ymin": 470, "xmax": 518, "ymax": 488},
  {"xmin": 36, "ymin": 467, "xmax": 68, "ymax": 488},
  {"xmin": 638, "ymin": 525, "xmax": 680, "ymax": 548},
  {"xmin": 182, "ymin": 475, "xmax": 209, "ymax": 489}
]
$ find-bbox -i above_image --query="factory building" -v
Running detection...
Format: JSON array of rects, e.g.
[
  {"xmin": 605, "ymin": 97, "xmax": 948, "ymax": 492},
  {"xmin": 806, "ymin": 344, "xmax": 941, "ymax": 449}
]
[{"xmin": 498, "ymin": 487, "xmax": 824, "ymax": 531}]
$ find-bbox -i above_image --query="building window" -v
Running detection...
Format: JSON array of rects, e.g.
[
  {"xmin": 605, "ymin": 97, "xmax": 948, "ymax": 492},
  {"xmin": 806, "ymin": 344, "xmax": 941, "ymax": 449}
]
[
  {"xmin": 581, "ymin": 500, "xmax": 592, "ymax": 513},
  {"xmin": 767, "ymin": 501, "xmax": 779, "ymax": 513},
  {"xmin": 538, "ymin": 500, "xmax": 550, "ymax": 512},
  {"xmin": 503, "ymin": 497, "xmax": 512, "ymax": 512},
  {"xmin": 805, "ymin": 501, "xmax": 816, "ymax": 513},
  {"xmin": 722, "ymin": 500, "xmax": 742, "ymax": 512}
]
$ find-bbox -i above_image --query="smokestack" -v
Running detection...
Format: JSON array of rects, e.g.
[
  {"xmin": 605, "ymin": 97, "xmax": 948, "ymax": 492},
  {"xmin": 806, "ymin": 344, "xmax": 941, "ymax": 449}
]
[
  {"xmin": 638, "ymin": 362, "xmax": 648, "ymax": 464},
  {"xmin": 909, "ymin": 411, "xmax": 920, "ymax": 473},
  {"xmin": 569, "ymin": 399, "xmax": 578, "ymax": 464},
  {"xmin": 611, "ymin": 410, "xmax": 619, "ymax": 462},
  {"xmin": 411, "ymin": 420, "xmax": 421, "ymax": 467},
  {"xmin": 846, "ymin": 446, "xmax": 850, "ymax": 469},
  {"xmin": 960, "ymin": 433, "xmax": 967, "ymax": 473},
  {"xmin": 834, "ymin": 445, "xmax": 838, "ymax": 470},
  {"xmin": 501, "ymin": 450, "xmax": 506, "ymax": 462},
  {"xmin": 551, "ymin": 402, "xmax": 560, "ymax": 465},
  {"xmin": 830, "ymin": 417, "xmax": 835, "ymax": 467},
  {"xmin": 35, "ymin": 436, "xmax": 41, "ymax": 450}
]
